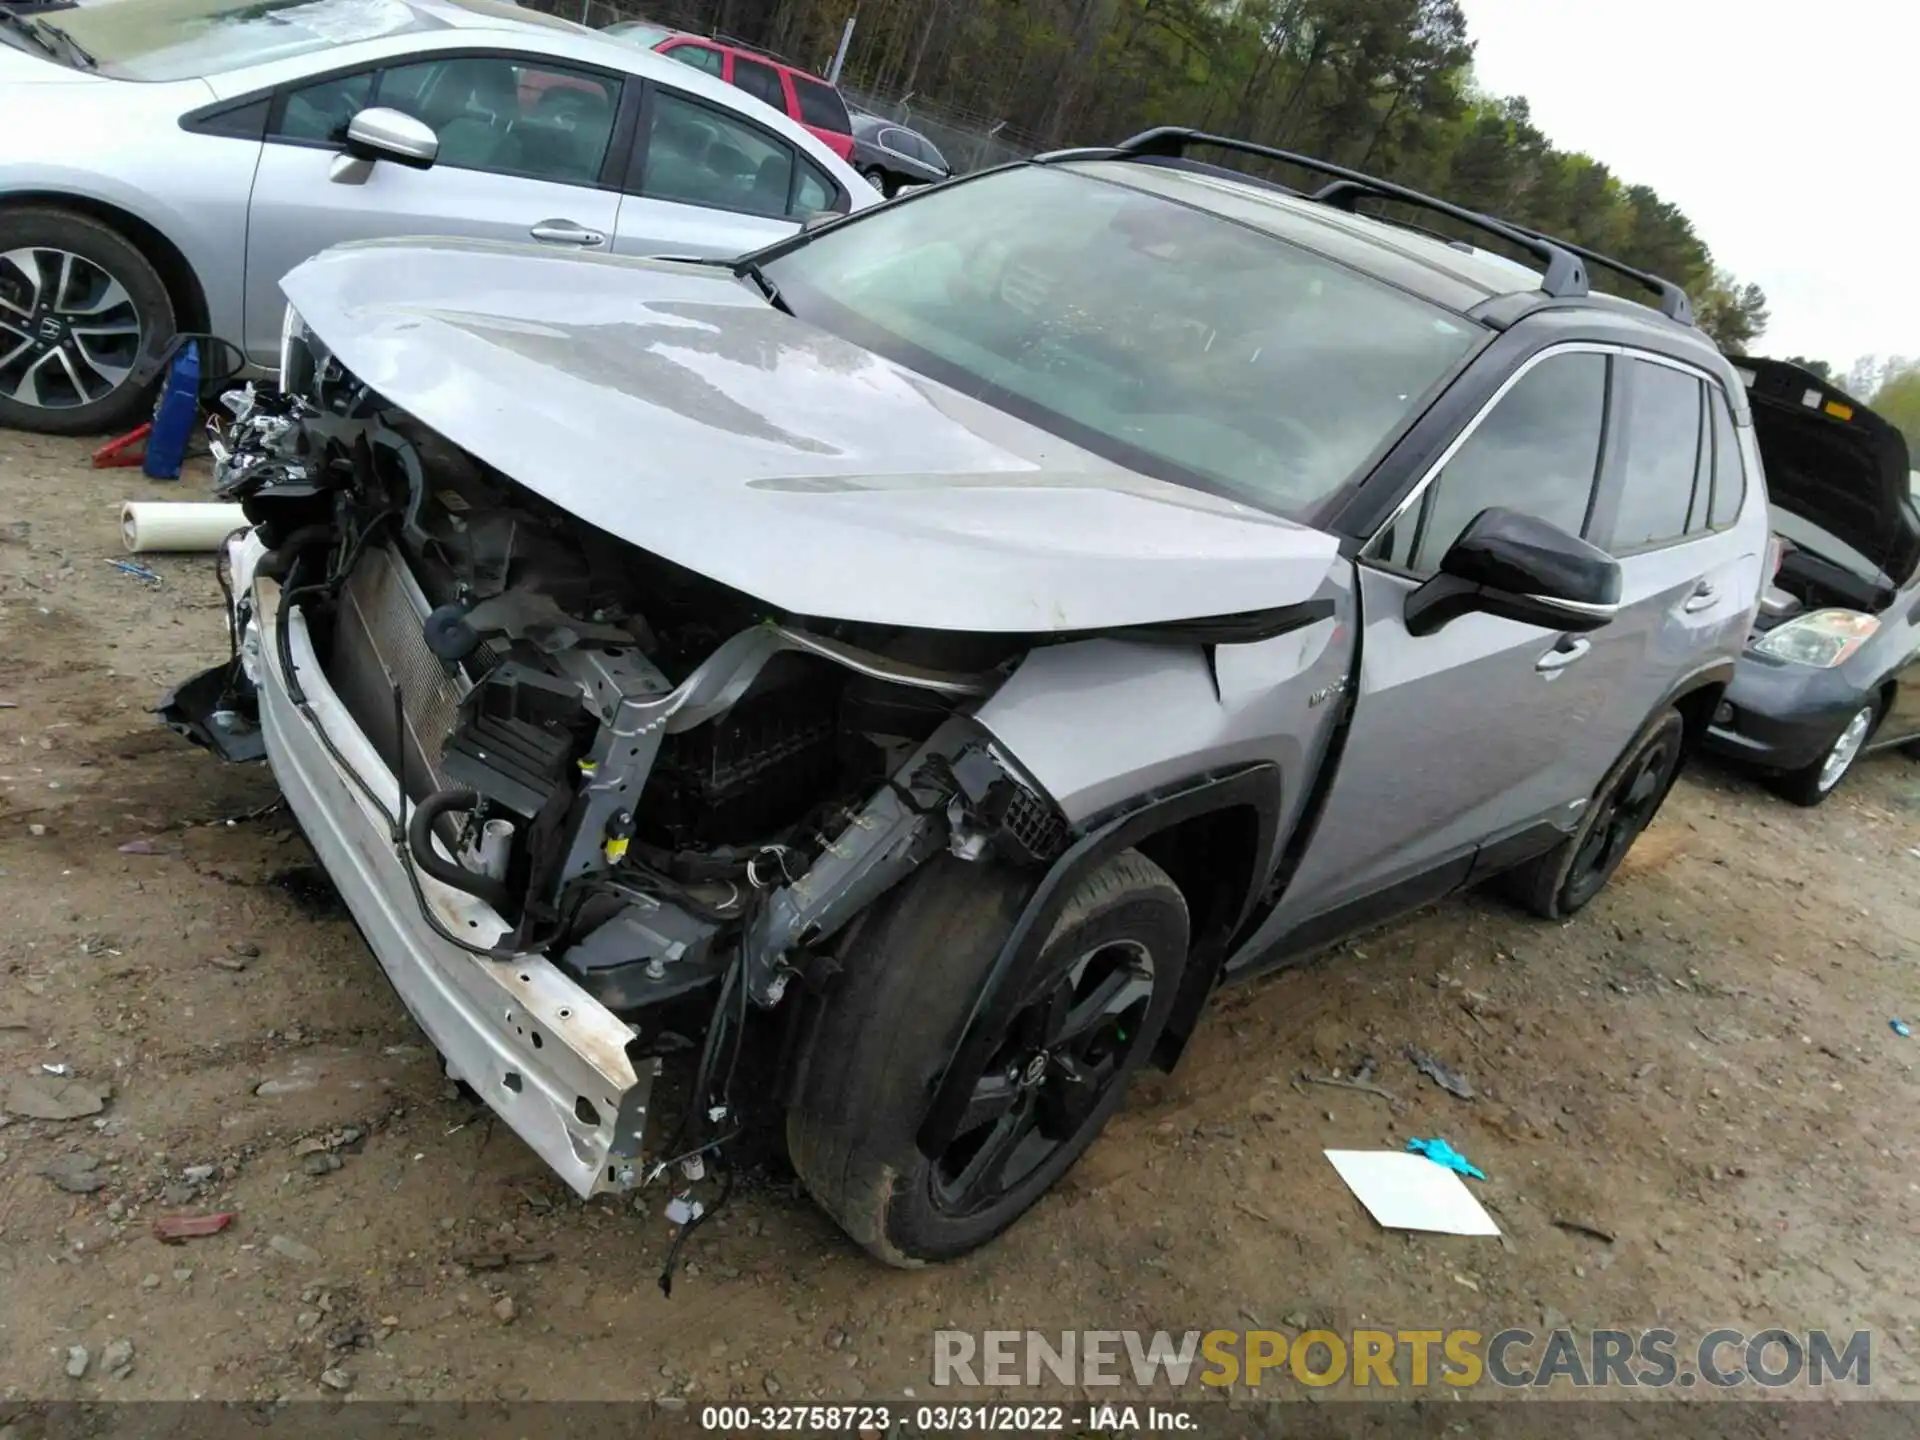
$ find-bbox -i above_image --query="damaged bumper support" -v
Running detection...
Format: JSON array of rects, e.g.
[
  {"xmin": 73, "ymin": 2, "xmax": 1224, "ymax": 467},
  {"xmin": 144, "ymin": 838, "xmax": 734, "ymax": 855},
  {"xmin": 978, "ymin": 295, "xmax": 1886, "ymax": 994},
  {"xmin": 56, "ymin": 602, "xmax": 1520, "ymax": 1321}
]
[{"xmin": 233, "ymin": 534, "xmax": 658, "ymax": 1197}]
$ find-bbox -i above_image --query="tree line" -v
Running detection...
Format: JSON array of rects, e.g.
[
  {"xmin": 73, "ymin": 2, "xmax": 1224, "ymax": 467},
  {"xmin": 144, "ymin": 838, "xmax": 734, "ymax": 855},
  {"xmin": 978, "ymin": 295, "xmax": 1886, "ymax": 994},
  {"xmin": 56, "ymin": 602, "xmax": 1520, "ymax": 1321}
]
[{"xmin": 624, "ymin": 0, "xmax": 1773, "ymax": 351}]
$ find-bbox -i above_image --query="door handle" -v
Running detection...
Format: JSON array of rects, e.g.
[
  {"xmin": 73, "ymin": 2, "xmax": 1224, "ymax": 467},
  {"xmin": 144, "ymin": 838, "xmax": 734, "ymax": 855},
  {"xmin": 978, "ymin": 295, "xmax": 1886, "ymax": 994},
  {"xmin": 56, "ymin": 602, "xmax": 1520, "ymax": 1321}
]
[
  {"xmin": 529, "ymin": 220, "xmax": 605, "ymax": 247},
  {"xmin": 1682, "ymin": 581, "xmax": 1717, "ymax": 614},
  {"xmin": 1536, "ymin": 637, "xmax": 1591, "ymax": 672}
]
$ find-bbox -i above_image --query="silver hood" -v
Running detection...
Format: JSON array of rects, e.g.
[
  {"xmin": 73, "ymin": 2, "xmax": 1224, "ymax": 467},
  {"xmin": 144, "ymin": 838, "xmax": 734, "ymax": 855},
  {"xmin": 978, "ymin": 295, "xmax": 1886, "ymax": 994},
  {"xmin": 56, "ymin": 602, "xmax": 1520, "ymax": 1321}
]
[{"xmin": 281, "ymin": 239, "xmax": 1343, "ymax": 633}]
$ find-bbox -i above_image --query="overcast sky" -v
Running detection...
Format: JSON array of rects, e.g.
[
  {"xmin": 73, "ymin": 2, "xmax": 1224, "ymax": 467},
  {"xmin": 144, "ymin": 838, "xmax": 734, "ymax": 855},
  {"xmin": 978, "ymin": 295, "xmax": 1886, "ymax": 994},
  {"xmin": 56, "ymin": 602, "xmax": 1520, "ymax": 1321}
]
[{"xmin": 1457, "ymin": 0, "xmax": 1918, "ymax": 372}]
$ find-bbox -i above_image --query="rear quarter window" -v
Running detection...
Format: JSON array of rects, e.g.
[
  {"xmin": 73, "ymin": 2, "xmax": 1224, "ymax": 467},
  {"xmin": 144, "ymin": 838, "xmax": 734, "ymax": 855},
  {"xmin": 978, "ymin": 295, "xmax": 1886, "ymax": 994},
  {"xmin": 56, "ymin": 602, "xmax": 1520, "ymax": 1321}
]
[
  {"xmin": 792, "ymin": 75, "xmax": 850, "ymax": 132},
  {"xmin": 1707, "ymin": 388, "xmax": 1745, "ymax": 528}
]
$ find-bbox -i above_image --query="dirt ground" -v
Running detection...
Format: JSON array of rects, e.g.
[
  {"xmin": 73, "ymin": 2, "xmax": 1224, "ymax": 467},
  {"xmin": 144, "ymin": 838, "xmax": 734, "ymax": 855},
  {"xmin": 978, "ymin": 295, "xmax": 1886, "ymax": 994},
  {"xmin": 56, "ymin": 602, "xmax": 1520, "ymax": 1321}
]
[{"xmin": 2, "ymin": 429, "xmax": 1918, "ymax": 1411}]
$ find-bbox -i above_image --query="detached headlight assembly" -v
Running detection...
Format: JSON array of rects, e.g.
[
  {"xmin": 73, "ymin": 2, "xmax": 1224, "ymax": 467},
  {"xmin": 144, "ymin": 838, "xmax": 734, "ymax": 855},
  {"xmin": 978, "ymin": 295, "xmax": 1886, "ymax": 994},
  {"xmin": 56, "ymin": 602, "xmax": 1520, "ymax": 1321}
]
[{"xmin": 1753, "ymin": 608, "xmax": 1878, "ymax": 668}]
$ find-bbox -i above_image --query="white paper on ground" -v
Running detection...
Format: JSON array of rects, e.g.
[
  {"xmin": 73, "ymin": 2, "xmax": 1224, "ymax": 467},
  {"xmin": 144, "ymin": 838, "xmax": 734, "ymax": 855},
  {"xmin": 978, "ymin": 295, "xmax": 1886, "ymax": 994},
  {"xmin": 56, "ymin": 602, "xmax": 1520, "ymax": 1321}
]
[{"xmin": 1324, "ymin": 1150, "xmax": 1500, "ymax": 1236}]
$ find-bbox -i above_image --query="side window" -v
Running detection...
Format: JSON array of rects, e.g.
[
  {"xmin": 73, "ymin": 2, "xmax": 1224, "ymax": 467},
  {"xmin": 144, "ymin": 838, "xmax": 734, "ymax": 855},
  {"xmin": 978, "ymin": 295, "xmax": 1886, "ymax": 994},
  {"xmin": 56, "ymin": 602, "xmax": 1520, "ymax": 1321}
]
[
  {"xmin": 1612, "ymin": 359, "xmax": 1705, "ymax": 551},
  {"xmin": 272, "ymin": 71, "xmax": 375, "ymax": 143},
  {"xmin": 663, "ymin": 41, "xmax": 724, "ymax": 77},
  {"xmin": 792, "ymin": 75, "xmax": 850, "ymax": 133},
  {"xmin": 1706, "ymin": 388, "xmax": 1745, "ymax": 528},
  {"xmin": 1376, "ymin": 352, "xmax": 1607, "ymax": 576},
  {"xmin": 731, "ymin": 56, "xmax": 788, "ymax": 113},
  {"xmin": 920, "ymin": 137, "xmax": 949, "ymax": 172},
  {"xmin": 793, "ymin": 157, "xmax": 839, "ymax": 215},
  {"xmin": 637, "ymin": 89, "xmax": 804, "ymax": 219},
  {"xmin": 378, "ymin": 57, "xmax": 618, "ymax": 185}
]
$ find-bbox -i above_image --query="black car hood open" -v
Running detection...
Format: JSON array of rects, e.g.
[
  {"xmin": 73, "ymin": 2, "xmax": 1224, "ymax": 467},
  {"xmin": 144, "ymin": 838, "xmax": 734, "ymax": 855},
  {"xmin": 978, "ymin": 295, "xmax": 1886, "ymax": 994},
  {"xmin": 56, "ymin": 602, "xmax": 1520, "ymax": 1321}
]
[{"xmin": 1740, "ymin": 357, "xmax": 1919, "ymax": 586}]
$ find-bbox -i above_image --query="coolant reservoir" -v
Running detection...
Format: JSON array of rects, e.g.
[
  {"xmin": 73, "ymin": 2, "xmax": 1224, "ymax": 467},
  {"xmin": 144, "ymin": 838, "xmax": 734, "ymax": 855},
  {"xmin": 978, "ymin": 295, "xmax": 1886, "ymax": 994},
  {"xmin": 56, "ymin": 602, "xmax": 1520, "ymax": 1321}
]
[{"xmin": 1759, "ymin": 585, "xmax": 1802, "ymax": 620}]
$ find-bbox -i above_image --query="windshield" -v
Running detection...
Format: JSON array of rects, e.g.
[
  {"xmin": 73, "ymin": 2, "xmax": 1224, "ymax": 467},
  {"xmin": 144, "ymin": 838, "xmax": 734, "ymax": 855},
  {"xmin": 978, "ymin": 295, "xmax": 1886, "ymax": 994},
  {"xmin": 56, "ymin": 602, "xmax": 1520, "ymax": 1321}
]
[
  {"xmin": 49, "ymin": 0, "xmax": 440, "ymax": 82},
  {"xmin": 760, "ymin": 165, "xmax": 1479, "ymax": 519}
]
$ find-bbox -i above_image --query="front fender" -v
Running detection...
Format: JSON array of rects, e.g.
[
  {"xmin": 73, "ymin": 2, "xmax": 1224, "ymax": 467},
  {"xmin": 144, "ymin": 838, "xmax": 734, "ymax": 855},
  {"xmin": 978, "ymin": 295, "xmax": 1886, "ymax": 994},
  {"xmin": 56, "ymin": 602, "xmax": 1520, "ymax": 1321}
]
[
  {"xmin": 1, "ymin": 80, "xmax": 250, "ymax": 346},
  {"xmin": 915, "ymin": 764, "xmax": 1285, "ymax": 1159}
]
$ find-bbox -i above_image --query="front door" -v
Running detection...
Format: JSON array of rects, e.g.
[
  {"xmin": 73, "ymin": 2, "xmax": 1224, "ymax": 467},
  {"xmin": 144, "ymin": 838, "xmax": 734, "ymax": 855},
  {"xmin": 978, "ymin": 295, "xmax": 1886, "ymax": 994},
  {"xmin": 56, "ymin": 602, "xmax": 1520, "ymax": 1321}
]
[
  {"xmin": 243, "ymin": 53, "xmax": 626, "ymax": 361},
  {"xmin": 1249, "ymin": 348, "xmax": 1625, "ymax": 951}
]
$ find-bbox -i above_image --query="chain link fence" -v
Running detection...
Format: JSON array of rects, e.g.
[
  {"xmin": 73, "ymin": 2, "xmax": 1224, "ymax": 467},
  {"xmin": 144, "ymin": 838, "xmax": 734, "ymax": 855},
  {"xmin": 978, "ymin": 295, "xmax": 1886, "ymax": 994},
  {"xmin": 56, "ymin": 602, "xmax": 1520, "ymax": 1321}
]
[{"xmin": 520, "ymin": 0, "xmax": 1038, "ymax": 174}]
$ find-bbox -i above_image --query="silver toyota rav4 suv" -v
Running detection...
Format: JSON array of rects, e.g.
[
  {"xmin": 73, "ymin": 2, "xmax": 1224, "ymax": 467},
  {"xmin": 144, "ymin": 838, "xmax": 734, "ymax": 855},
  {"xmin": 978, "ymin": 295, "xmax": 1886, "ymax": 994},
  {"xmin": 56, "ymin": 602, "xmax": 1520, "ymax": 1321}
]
[{"xmin": 165, "ymin": 129, "xmax": 1771, "ymax": 1266}]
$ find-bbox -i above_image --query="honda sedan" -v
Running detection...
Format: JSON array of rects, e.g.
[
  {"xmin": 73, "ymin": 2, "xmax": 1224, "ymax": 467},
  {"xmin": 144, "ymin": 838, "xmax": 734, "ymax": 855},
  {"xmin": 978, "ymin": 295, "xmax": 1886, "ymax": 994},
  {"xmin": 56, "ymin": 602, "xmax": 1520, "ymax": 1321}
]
[{"xmin": 0, "ymin": 0, "xmax": 875, "ymax": 434}]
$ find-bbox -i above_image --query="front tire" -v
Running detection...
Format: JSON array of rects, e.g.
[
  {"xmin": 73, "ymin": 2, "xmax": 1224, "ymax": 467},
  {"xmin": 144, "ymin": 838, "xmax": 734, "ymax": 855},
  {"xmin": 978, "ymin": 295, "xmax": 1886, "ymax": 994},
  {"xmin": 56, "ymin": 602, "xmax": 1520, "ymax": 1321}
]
[
  {"xmin": 787, "ymin": 849, "xmax": 1188, "ymax": 1266},
  {"xmin": 1497, "ymin": 707, "xmax": 1687, "ymax": 920},
  {"xmin": 0, "ymin": 207, "xmax": 175, "ymax": 435},
  {"xmin": 1772, "ymin": 699, "xmax": 1879, "ymax": 807}
]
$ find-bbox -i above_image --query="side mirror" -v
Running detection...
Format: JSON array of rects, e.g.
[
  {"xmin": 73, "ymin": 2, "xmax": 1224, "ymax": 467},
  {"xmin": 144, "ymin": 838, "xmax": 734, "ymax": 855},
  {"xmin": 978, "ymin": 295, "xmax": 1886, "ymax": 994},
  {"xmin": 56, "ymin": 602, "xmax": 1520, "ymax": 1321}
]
[
  {"xmin": 344, "ymin": 107, "xmax": 438, "ymax": 170},
  {"xmin": 1404, "ymin": 507, "xmax": 1621, "ymax": 638},
  {"xmin": 801, "ymin": 210, "xmax": 840, "ymax": 232}
]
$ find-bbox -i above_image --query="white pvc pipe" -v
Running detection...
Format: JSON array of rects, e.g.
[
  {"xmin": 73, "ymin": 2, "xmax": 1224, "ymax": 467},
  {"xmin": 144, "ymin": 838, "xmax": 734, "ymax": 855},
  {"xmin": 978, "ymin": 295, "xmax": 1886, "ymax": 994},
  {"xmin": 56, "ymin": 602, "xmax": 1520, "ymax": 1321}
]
[{"xmin": 121, "ymin": 501, "xmax": 249, "ymax": 554}]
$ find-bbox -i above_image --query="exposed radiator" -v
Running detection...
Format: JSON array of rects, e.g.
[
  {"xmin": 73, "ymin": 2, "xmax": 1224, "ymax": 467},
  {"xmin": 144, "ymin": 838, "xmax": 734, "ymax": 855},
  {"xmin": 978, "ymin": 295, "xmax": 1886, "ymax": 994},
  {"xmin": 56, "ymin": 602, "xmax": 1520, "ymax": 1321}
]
[{"xmin": 328, "ymin": 545, "xmax": 468, "ymax": 801}]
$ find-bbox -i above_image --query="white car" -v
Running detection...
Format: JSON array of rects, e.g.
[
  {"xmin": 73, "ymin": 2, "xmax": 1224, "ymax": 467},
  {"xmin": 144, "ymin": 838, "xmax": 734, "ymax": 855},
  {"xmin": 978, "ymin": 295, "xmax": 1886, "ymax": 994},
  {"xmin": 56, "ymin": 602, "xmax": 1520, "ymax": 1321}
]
[{"xmin": 0, "ymin": 0, "xmax": 876, "ymax": 434}]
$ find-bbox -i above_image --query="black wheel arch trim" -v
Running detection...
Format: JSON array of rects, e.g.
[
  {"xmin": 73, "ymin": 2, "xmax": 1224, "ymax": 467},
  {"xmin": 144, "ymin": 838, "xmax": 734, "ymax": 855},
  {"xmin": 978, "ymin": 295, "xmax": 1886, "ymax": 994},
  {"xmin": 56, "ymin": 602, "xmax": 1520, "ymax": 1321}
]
[
  {"xmin": 1664, "ymin": 657, "xmax": 1737, "ymax": 748},
  {"xmin": 914, "ymin": 763, "xmax": 1282, "ymax": 1159}
]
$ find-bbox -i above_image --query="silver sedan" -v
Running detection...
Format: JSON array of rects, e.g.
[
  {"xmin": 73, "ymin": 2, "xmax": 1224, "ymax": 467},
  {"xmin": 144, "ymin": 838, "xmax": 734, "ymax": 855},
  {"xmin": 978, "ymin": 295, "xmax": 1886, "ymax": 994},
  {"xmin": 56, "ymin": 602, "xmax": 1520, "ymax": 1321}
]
[{"xmin": 0, "ymin": 0, "xmax": 876, "ymax": 434}]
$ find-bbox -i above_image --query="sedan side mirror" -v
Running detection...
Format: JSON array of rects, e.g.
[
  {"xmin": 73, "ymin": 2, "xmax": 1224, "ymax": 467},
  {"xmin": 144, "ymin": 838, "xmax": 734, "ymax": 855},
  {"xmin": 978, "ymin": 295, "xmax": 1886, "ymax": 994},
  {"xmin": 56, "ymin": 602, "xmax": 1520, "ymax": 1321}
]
[
  {"xmin": 344, "ymin": 107, "xmax": 439, "ymax": 170},
  {"xmin": 1404, "ymin": 506, "xmax": 1621, "ymax": 638}
]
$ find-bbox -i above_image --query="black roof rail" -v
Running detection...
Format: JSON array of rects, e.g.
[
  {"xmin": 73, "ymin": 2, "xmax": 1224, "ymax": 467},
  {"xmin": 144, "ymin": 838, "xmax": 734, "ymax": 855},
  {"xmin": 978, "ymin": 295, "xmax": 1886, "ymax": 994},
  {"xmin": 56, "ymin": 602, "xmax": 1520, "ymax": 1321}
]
[
  {"xmin": 1497, "ymin": 223, "xmax": 1694, "ymax": 325},
  {"xmin": 1112, "ymin": 127, "xmax": 1589, "ymax": 301}
]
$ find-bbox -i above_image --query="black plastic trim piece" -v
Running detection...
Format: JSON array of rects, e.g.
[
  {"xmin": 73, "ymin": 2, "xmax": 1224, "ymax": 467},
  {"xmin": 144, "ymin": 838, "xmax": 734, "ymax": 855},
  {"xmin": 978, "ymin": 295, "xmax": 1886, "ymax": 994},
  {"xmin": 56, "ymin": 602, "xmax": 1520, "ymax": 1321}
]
[
  {"xmin": 915, "ymin": 764, "xmax": 1282, "ymax": 1158},
  {"xmin": 1246, "ymin": 852, "xmax": 1475, "ymax": 972},
  {"xmin": 180, "ymin": 96, "xmax": 269, "ymax": 141},
  {"xmin": 1057, "ymin": 598, "xmax": 1336, "ymax": 647}
]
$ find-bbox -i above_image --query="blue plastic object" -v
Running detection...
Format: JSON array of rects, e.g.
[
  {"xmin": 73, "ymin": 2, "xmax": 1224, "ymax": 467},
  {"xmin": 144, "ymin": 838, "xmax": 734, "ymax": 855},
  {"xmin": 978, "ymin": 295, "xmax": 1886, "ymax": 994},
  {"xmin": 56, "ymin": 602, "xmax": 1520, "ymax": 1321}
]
[
  {"xmin": 1893, "ymin": 1019, "xmax": 1911, "ymax": 1038},
  {"xmin": 142, "ymin": 339, "xmax": 199, "ymax": 481},
  {"xmin": 1406, "ymin": 1136, "xmax": 1486, "ymax": 1180}
]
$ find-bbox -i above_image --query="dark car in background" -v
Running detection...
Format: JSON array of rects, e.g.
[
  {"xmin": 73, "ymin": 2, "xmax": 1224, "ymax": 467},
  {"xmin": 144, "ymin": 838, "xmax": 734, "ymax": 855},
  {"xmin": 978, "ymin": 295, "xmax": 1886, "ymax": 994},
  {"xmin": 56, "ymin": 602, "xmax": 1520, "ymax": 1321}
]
[
  {"xmin": 848, "ymin": 112, "xmax": 951, "ymax": 196},
  {"xmin": 1704, "ymin": 359, "xmax": 1920, "ymax": 803},
  {"xmin": 601, "ymin": 20, "xmax": 855, "ymax": 160}
]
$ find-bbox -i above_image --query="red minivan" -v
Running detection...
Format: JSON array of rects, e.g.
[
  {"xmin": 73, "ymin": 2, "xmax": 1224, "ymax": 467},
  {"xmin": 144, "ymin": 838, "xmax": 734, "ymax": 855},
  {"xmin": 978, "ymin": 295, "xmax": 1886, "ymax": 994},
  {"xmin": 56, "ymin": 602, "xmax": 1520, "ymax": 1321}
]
[{"xmin": 603, "ymin": 22, "xmax": 856, "ymax": 161}]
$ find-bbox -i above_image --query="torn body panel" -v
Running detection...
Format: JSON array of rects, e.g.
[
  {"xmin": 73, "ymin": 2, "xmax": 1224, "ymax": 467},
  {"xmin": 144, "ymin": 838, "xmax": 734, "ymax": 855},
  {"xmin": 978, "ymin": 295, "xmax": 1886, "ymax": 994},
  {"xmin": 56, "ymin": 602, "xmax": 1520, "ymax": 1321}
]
[{"xmin": 971, "ymin": 567, "xmax": 1355, "ymax": 836}]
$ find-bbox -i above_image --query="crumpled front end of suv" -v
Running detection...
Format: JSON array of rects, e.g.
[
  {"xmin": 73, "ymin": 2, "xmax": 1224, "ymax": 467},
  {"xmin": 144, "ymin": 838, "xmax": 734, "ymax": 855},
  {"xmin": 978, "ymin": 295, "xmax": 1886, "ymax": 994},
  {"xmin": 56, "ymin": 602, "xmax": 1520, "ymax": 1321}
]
[
  {"xmin": 158, "ymin": 240, "xmax": 1352, "ymax": 1204},
  {"xmin": 167, "ymin": 397, "xmax": 1072, "ymax": 1200}
]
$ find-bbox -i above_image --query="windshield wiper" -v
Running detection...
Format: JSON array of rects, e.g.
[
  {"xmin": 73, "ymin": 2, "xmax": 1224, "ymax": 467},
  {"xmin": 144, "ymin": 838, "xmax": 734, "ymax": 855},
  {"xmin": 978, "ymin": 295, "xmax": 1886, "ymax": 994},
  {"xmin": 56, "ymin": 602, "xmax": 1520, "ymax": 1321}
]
[
  {"xmin": 733, "ymin": 258, "xmax": 791, "ymax": 315},
  {"xmin": 0, "ymin": 11, "xmax": 93, "ymax": 68},
  {"xmin": 35, "ymin": 18, "xmax": 95, "ymax": 69},
  {"xmin": 0, "ymin": 10, "xmax": 59, "ymax": 57}
]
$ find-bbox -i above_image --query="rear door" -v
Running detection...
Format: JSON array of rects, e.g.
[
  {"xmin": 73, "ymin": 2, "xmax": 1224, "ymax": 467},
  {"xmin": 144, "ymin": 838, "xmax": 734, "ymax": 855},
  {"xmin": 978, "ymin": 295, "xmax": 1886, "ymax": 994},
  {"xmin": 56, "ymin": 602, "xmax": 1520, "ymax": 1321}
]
[
  {"xmin": 242, "ymin": 52, "xmax": 626, "ymax": 359},
  {"xmin": 1254, "ymin": 347, "xmax": 1622, "ymax": 946},
  {"xmin": 1585, "ymin": 356, "xmax": 1761, "ymax": 742},
  {"xmin": 613, "ymin": 83, "xmax": 841, "ymax": 258}
]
